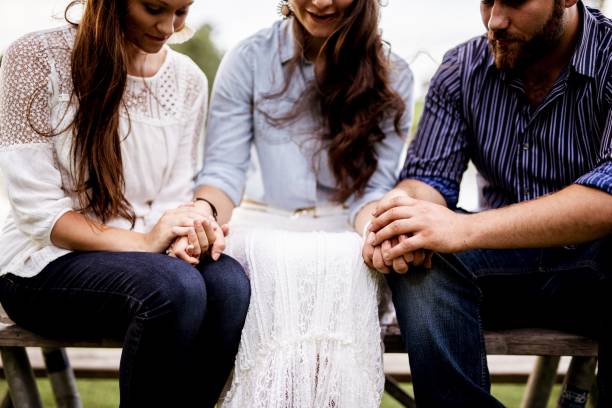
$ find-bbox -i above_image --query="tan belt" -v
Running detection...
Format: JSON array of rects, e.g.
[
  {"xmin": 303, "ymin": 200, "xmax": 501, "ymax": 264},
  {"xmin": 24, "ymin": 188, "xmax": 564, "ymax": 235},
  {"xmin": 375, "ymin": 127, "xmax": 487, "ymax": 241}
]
[{"xmin": 240, "ymin": 199, "xmax": 348, "ymax": 218}]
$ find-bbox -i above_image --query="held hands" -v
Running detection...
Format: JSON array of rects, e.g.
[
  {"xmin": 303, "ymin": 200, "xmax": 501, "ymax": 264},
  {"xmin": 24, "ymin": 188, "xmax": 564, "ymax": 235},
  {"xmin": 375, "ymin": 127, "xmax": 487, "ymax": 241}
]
[
  {"xmin": 166, "ymin": 202, "xmax": 229, "ymax": 265},
  {"xmin": 363, "ymin": 189, "xmax": 471, "ymax": 274},
  {"xmin": 143, "ymin": 201, "xmax": 228, "ymax": 265}
]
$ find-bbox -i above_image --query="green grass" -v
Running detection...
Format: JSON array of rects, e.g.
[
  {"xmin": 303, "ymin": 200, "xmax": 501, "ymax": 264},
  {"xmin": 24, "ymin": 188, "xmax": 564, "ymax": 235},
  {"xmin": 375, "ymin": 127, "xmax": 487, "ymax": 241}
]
[
  {"xmin": 0, "ymin": 379, "xmax": 119, "ymax": 408},
  {"xmin": 0, "ymin": 379, "xmax": 564, "ymax": 407}
]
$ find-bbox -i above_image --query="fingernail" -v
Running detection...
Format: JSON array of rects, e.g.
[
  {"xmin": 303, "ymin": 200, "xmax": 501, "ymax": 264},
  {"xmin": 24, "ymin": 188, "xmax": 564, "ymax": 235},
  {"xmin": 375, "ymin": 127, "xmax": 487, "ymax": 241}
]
[{"xmin": 367, "ymin": 232, "xmax": 375, "ymax": 244}]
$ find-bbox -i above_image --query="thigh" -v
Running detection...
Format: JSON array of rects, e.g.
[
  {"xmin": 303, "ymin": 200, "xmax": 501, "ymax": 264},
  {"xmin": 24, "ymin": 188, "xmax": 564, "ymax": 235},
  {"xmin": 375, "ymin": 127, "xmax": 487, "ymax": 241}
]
[
  {"xmin": 471, "ymin": 239, "xmax": 611, "ymax": 334},
  {"xmin": 0, "ymin": 251, "xmax": 203, "ymax": 339}
]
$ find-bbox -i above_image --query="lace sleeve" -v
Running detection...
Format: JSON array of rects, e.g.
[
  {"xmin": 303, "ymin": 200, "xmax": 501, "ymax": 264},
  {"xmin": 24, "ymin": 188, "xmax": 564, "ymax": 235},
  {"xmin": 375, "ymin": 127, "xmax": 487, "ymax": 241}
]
[
  {"xmin": 0, "ymin": 32, "xmax": 74, "ymax": 246},
  {"xmin": 0, "ymin": 32, "xmax": 53, "ymax": 148}
]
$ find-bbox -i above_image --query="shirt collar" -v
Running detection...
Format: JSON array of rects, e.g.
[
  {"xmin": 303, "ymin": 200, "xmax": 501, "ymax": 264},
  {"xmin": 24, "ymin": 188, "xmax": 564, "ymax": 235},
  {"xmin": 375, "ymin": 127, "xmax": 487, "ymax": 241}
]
[
  {"xmin": 569, "ymin": 1, "xmax": 597, "ymax": 79},
  {"xmin": 485, "ymin": 1, "xmax": 597, "ymax": 80},
  {"xmin": 279, "ymin": 18, "xmax": 296, "ymax": 65}
]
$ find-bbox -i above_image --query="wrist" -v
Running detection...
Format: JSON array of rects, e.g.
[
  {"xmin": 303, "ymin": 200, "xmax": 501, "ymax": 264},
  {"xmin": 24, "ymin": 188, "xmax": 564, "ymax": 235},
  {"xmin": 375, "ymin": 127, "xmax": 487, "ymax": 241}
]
[
  {"xmin": 458, "ymin": 213, "xmax": 477, "ymax": 251},
  {"xmin": 193, "ymin": 197, "xmax": 218, "ymax": 221},
  {"xmin": 137, "ymin": 232, "xmax": 155, "ymax": 253},
  {"xmin": 362, "ymin": 220, "xmax": 372, "ymax": 241}
]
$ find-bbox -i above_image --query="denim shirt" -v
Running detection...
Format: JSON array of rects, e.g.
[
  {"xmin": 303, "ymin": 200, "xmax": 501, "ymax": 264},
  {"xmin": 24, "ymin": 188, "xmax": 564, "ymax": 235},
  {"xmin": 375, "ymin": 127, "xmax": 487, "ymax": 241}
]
[{"xmin": 195, "ymin": 19, "xmax": 414, "ymax": 223}]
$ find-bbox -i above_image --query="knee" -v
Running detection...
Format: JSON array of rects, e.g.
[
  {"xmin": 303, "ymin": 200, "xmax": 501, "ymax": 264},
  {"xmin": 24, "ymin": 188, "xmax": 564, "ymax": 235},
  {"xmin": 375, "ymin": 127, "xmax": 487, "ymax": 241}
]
[
  {"xmin": 202, "ymin": 255, "xmax": 250, "ymax": 299},
  {"xmin": 139, "ymin": 256, "xmax": 207, "ymax": 322},
  {"xmin": 386, "ymin": 253, "xmax": 477, "ymax": 327},
  {"xmin": 200, "ymin": 254, "xmax": 250, "ymax": 317}
]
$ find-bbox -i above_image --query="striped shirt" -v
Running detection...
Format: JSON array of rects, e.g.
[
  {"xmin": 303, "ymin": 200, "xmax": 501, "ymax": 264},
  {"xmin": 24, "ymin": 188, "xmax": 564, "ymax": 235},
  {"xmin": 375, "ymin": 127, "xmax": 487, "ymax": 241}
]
[{"xmin": 400, "ymin": 2, "xmax": 612, "ymax": 210}]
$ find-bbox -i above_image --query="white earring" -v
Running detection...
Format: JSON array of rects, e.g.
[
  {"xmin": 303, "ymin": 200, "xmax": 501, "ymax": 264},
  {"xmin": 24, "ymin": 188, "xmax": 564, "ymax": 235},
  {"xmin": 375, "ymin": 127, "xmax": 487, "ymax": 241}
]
[{"xmin": 167, "ymin": 25, "xmax": 195, "ymax": 45}]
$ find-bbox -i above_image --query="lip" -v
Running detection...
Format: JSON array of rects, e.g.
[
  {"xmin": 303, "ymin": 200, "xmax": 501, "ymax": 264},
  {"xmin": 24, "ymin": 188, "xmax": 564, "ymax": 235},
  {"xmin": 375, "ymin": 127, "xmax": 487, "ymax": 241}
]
[
  {"xmin": 145, "ymin": 34, "xmax": 168, "ymax": 42},
  {"xmin": 306, "ymin": 11, "xmax": 339, "ymax": 24},
  {"xmin": 492, "ymin": 38, "xmax": 516, "ymax": 48}
]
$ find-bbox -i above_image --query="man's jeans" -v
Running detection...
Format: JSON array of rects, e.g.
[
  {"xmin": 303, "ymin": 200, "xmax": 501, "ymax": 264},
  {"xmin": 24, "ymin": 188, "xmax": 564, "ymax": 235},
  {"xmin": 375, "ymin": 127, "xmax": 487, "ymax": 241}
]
[
  {"xmin": 0, "ymin": 251, "xmax": 251, "ymax": 408},
  {"xmin": 387, "ymin": 239, "xmax": 610, "ymax": 407}
]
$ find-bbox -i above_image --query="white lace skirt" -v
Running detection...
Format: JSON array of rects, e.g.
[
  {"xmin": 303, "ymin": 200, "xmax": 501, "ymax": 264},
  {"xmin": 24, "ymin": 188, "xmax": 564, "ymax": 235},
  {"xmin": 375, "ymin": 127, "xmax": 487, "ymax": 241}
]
[{"xmin": 220, "ymin": 206, "xmax": 385, "ymax": 408}]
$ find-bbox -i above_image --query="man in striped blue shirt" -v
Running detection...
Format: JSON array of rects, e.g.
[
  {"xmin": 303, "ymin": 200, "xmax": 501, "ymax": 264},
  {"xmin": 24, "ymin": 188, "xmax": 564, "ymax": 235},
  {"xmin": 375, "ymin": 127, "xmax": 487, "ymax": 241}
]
[{"xmin": 366, "ymin": 0, "xmax": 611, "ymax": 406}]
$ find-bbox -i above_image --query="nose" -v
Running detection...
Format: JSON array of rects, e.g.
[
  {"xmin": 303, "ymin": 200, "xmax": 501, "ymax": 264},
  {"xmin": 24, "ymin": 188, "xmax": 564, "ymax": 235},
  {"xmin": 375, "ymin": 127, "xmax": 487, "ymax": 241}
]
[
  {"xmin": 311, "ymin": 0, "xmax": 333, "ymax": 9},
  {"xmin": 156, "ymin": 16, "xmax": 175, "ymax": 37},
  {"xmin": 487, "ymin": 2, "xmax": 511, "ymax": 32}
]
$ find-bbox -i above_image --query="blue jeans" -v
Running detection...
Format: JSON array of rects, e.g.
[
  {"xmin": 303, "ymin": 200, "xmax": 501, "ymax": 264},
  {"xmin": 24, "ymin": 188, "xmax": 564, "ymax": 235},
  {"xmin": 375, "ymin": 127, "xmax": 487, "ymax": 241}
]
[
  {"xmin": 387, "ymin": 239, "xmax": 611, "ymax": 407},
  {"xmin": 0, "ymin": 251, "xmax": 251, "ymax": 408}
]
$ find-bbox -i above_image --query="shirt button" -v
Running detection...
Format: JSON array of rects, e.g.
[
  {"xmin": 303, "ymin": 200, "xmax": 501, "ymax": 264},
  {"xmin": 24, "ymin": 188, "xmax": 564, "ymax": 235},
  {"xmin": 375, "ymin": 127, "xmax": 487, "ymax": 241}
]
[{"xmin": 522, "ymin": 143, "xmax": 530, "ymax": 150}]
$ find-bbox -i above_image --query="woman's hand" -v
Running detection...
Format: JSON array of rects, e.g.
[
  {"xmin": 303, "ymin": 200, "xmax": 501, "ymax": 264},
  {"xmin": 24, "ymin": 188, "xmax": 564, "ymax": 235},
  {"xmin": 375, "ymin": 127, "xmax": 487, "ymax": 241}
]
[
  {"xmin": 167, "ymin": 236, "xmax": 199, "ymax": 265},
  {"xmin": 143, "ymin": 207, "xmax": 214, "ymax": 253},
  {"xmin": 166, "ymin": 202, "xmax": 231, "ymax": 263}
]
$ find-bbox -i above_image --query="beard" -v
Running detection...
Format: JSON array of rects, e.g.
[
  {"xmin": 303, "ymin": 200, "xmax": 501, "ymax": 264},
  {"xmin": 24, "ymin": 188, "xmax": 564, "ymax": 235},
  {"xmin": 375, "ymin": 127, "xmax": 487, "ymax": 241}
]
[{"xmin": 488, "ymin": 0, "xmax": 565, "ymax": 72}]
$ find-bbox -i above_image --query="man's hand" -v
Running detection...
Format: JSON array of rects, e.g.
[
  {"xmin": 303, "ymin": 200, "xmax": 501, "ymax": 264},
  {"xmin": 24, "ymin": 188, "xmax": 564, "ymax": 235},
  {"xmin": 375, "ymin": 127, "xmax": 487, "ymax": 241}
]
[{"xmin": 369, "ymin": 195, "xmax": 471, "ymax": 262}]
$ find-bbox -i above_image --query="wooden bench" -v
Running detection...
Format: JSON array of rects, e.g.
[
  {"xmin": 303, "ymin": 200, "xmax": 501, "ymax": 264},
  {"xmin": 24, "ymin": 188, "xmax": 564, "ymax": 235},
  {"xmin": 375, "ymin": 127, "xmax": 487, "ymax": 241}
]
[
  {"xmin": 0, "ymin": 322, "xmax": 599, "ymax": 408},
  {"xmin": 382, "ymin": 324, "xmax": 599, "ymax": 408},
  {"xmin": 0, "ymin": 322, "xmax": 121, "ymax": 408}
]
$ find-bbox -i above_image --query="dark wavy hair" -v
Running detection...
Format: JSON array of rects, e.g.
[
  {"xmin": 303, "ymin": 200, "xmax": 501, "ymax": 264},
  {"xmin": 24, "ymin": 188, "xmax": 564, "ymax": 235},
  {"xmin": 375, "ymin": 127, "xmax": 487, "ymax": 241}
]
[
  {"xmin": 65, "ymin": 0, "xmax": 135, "ymax": 225},
  {"xmin": 269, "ymin": 0, "xmax": 406, "ymax": 202}
]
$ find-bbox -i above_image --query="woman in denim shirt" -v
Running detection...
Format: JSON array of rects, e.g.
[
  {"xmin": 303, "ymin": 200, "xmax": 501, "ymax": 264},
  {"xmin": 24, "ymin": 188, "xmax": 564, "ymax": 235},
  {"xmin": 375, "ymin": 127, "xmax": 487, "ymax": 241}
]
[{"xmin": 179, "ymin": 0, "xmax": 413, "ymax": 405}]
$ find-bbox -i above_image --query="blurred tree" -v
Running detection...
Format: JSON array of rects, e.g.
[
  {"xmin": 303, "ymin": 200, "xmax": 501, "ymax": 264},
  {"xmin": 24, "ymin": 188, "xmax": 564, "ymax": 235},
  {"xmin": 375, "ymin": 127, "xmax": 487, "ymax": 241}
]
[{"xmin": 171, "ymin": 23, "xmax": 223, "ymax": 92}]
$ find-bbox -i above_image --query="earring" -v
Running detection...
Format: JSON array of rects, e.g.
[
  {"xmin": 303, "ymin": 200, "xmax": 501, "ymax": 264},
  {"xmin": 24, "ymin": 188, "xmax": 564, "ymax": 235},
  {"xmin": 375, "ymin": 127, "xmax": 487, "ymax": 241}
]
[
  {"xmin": 277, "ymin": 0, "xmax": 292, "ymax": 19},
  {"xmin": 167, "ymin": 25, "xmax": 195, "ymax": 45}
]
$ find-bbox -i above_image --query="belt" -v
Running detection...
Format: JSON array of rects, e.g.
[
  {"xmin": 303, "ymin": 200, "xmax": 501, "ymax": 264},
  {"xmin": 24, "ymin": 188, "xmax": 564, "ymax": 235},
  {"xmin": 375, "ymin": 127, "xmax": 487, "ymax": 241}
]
[{"xmin": 240, "ymin": 199, "xmax": 348, "ymax": 218}]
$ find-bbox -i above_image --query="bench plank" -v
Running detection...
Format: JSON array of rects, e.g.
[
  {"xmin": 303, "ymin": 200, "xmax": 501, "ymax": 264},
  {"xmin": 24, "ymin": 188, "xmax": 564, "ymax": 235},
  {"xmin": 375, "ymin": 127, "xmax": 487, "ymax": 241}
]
[
  {"xmin": 382, "ymin": 325, "xmax": 598, "ymax": 356},
  {"xmin": 0, "ymin": 324, "xmax": 121, "ymax": 349}
]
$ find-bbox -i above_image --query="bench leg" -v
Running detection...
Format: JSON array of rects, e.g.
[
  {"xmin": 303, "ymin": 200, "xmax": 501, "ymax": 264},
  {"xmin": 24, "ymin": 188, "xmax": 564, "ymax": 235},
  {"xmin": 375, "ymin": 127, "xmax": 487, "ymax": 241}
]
[
  {"xmin": 42, "ymin": 348, "xmax": 83, "ymax": 408},
  {"xmin": 557, "ymin": 356, "xmax": 597, "ymax": 408},
  {"xmin": 521, "ymin": 355, "xmax": 561, "ymax": 408},
  {"xmin": 0, "ymin": 347, "xmax": 43, "ymax": 408},
  {"xmin": 384, "ymin": 375, "xmax": 416, "ymax": 408}
]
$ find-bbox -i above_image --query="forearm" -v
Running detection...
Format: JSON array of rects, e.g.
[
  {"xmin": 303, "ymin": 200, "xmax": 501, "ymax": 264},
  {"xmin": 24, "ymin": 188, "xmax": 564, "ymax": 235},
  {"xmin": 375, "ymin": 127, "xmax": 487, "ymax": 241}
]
[
  {"xmin": 51, "ymin": 211, "xmax": 148, "ymax": 252},
  {"xmin": 465, "ymin": 184, "xmax": 612, "ymax": 249},
  {"xmin": 193, "ymin": 185, "xmax": 236, "ymax": 225},
  {"xmin": 395, "ymin": 179, "xmax": 448, "ymax": 206}
]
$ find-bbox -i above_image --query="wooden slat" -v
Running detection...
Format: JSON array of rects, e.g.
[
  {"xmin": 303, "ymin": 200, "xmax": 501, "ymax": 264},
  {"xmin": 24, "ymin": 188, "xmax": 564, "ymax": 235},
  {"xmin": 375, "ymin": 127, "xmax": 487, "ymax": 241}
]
[
  {"xmin": 0, "ymin": 324, "xmax": 121, "ymax": 348},
  {"xmin": 1, "ymin": 322, "xmax": 598, "ymax": 355},
  {"xmin": 382, "ymin": 325, "xmax": 598, "ymax": 357}
]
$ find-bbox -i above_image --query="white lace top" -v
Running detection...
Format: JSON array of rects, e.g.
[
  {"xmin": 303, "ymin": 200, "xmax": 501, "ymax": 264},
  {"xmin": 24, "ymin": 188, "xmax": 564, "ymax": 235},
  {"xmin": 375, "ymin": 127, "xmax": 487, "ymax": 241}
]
[{"xmin": 0, "ymin": 26, "xmax": 208, "ymax": 278}]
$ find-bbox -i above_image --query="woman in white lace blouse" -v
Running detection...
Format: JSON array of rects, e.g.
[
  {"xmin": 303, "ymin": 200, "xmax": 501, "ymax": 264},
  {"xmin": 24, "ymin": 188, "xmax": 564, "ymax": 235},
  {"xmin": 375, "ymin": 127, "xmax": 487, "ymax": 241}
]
[
  {"xmin": 191, "ymin": 0, "xmax": 414, "ymax": 406},
  {"xmin": 0, "ymin": 0, "xmax": 249, "ymax": 406}
]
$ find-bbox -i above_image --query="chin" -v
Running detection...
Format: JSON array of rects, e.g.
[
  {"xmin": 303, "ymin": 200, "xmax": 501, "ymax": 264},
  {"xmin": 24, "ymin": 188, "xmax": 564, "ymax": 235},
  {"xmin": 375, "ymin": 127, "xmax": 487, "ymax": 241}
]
[
  {"xmin": 305, "ymin": 27, "xmax": 335, "ymax": 39},
  {"xmin": 131, "ymin": 39, "xmax": 164, "ymax": 54}
]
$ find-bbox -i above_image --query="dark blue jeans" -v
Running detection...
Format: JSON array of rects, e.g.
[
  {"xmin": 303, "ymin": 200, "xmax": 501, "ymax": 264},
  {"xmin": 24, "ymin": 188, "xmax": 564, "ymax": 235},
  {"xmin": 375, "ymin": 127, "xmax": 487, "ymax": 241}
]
[
  {"xmin": 0, "ymin": 251, "xmax": 251, "ymax": 408},
  {"xmin": 387, "ymin": 239, "xmax": 610, "ymax": 407}
]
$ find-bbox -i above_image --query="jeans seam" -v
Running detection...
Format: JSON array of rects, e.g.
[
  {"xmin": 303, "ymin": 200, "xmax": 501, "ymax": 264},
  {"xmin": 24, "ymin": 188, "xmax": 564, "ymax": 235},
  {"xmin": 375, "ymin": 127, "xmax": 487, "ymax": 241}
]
[{"xmin": 474, "ymin": 286, "xmax": 489, "ymax": 389}]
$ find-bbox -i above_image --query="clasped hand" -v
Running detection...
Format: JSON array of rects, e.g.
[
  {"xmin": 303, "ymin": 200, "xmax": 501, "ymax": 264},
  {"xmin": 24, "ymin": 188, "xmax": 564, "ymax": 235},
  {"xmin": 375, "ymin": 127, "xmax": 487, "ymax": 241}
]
[
  {"xmin": 362, "ymin": 190, "xmax": 471, "ymax": 274},
  {"xmin": 145, "ymin": 202, "xmax": 227, "ymax": 266}
]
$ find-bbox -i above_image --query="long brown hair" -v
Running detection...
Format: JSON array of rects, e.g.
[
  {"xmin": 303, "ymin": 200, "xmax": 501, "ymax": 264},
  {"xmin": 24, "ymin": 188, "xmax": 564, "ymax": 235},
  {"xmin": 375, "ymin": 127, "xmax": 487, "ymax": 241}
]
[
  {"xmin": 66, "ymin": 0, "xmax": 134, "ymax": 225},
  {"xmin": 273, "ymin": 0, "xmax": 406, "ymax": 202}
]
